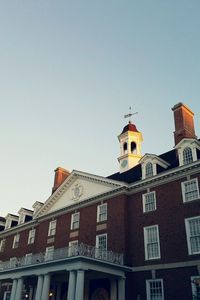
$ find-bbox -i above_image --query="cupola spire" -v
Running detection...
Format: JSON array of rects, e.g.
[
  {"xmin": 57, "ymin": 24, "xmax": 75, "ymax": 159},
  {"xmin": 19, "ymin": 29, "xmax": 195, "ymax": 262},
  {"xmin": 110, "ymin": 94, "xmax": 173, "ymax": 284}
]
[{"xmin": 118, "ymin": 108, "xmax": 143, "ymax": 173}]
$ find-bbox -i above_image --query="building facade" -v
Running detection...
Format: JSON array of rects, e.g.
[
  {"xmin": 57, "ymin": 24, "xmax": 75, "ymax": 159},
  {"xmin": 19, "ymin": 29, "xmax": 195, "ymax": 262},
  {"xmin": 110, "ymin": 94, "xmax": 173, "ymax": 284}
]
[{"xmin": 0, "ymin": 102, "xmax": 200, "ymax": 300}]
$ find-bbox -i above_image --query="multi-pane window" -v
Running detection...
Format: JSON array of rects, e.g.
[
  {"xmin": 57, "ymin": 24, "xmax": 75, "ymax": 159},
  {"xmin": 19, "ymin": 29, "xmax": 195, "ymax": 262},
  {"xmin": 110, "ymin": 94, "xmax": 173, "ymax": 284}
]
[
  {"xmin": 45, "ymin": 246, "xmax": 54, "ymax": 261},
  {"xmin": 143, "ymin": 192, "xmax": 156, "ymax": 213},
  {"xmin": 0, "ymin": 239, "xmax": 6, "ymax": 252},
  {"xmin": 68, "ymin": 240, "xmax": 78, "ymax": 256},
  {"xmin": 181, "ymin": 178, "xmax": 199, "ymax": 202},
  {"xmin": 71, "ymin": 212, "xmax": 80, "ymax": 230},
  {"xmin": 28, "ymin": 229, "xmax": 35, "ymax": 244},
  {"xmin": 145, "ymin": 162, "xmax": 153, "ymax": 178},
  {"xmin": 12, "ymin": 234, "xmax": 20, "ymax": 249},
  {"xmin": 185, "ymin": 216, "xmax": 200, "ymax": 255},
  {"xmin": 97, "ymin": 203, "xmax": 107, "ymax": 222},
  {"xmin": 10, "ymin": 257, "xmax": 18, "ymax": 268},
  {"xmin": 146, "ymin": 279, "xmax": 164, "ymax": 300},
  {"xmin": 183, "ymin": 147, "xmax": 193, "ymax": 165},
  {"xmin": 144, "ymin": 225, "xmax": 160, "ymax": 260},
  {"xmin": 191, "ymin": 276, "xmax": 200, "ymax": 300},
  {"xmin": 24, "ymin": 253, "xmax": 32, "ymax": 265},
  {"xmin": 48, "ymin": 220, "xmax": 57, "ymax": 236},
  {"xmin": 96, "ymin": 234, "xmax": 107, "ymax": 259}
]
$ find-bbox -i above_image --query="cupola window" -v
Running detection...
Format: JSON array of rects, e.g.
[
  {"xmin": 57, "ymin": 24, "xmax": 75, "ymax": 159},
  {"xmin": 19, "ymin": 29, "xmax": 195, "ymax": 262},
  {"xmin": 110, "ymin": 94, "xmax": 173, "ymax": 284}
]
[
  {"xmin": 123, "ymin": 142, "xmax": 128, "ymax": 154},
  {"xmin": 183, "ymin": 147, "xmax": 193, "ymax": 165},
  {"xmin": 131, "ymin": 142, "xmax": 136, "ymax": 154},
  {"xmin": 145, "ymin": 162, "xmax": 153, "ymax": 178}
]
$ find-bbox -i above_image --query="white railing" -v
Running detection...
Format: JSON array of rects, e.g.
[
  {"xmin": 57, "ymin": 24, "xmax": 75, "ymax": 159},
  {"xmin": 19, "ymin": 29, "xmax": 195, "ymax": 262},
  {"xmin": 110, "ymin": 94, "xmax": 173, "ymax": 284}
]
[{"xmin": 0, "ymin": 243, "xmax": 124, "ymax": 271}]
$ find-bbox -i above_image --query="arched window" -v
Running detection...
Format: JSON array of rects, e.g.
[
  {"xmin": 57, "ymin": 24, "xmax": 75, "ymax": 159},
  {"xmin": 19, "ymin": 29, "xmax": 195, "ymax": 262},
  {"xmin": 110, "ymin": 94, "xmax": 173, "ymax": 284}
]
[
  {"xmin": 131, "ymin": 142, "xmax": 136, "ymax": 154},
  {"xmin": 183, "ymin": 147, "xmax": 193, "ymax": 165},
  {"xmin": 123, "ymin": 142, "xmax": 128, "ymax": 154},
  {"xmin": 145, "ymin": 162, "xmax": 153, "ymax": 178}
]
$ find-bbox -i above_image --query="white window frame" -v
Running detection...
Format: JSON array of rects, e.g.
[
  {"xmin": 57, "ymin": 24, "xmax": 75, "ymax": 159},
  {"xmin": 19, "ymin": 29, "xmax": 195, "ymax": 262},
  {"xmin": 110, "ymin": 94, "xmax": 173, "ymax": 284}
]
[
  {"xmin": 181, "ymin": 178, "xmax": 200, "ymax": 202},
  {"xmin": 28, "ymin": 229, "xmax": 35, "ymax": 244},
  {"xmin": 48, "ymin": 220, "xmax": 57, "ymax": 236},
  {"xmin": 0, "ymin": 239, "xmax": 6, "ymax": 252},
  {"xmin": 3, "ymin": 291, "xmax": 11, "ymax": 300},
  {"xmin": 68, "ymin": 240, "xmax": 78, "ymax": 256},
  {"xmin": 45, "ymin": 246, "xmax": 54, "ymax": 261},
  {"xmin": 191, "ymin": 276, "xmax": 200, "ymax": 300},
  {"xmin": 97, "ymin": 203, "xmax": 107, "ymax": 223},
  {"xmin": 185, "ymin": 216, "xmax": 200, "ymax": 255},
  {"xmin": 70, "ymin": 212, "xmax": 80, "ymax": 230},
  {"xmin": 146, "ymin": 279, "xmax": 164, "ymax": 300},
  {"xmin": 95, "ymin": 233, "xmax": 107, "ymax": 259},
  {"xmin": 144, "ymin": 225, "xmax": 161, "ymax": 260},
  {"xmin": 9, "ymin": 257, "xmax": 18, "ymax": 268},
  {"xmin": 143, "ymin": 191, "xmax": 156, "ymax": 213},
  {"xmin": 24, "ymin": 253, "xmax": 32, "ymax": 265},
  {"xmin": 12, "ymin": 234, "xmax": 20, "ymax": 249},
  {"xmin": 183, "ymin": 147, "xmax": 193, "ymax": 165}
]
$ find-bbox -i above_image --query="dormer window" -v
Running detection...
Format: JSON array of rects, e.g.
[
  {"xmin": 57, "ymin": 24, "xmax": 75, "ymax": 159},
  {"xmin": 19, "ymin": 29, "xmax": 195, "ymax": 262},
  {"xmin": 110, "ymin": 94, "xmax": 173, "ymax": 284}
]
[
  {"xmin": 183, "ymin": 147, "xmax": 193, "ymax": 165},
  {"xmin": 145, "ymin": 162, "xmax": 153, "ymax": 178},
  {"xmin": 175, "ymin": 138, "xmax": 200, "ymax": 166}
]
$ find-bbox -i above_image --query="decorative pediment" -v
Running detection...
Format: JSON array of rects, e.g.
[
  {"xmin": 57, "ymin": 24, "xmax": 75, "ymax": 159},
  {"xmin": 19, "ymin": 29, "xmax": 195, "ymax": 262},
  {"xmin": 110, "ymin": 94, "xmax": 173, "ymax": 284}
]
[
  {"xmin": 139, "ymin": 154, "xmax": 170, "ymax": 179},
  {"xmin": 35, "ymin": 170, "xmax": 126, "ymax": 218}
]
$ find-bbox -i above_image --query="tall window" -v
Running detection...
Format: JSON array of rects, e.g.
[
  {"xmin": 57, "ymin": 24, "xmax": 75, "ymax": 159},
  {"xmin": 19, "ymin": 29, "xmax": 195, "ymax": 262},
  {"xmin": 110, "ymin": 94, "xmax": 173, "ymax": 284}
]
[
  {"xmin": 146, "ymin": 279, "xmax": 164, "ymax": 300},
  {"xmin": 10, "ymin": 257, "xmax": 18, "ymax": 268},
  {"xmin": 143, "ymin": 192, "xmax": 156, "ymax": 213},
  {"xmin": 45, "ymin": 246, "xmax": 54, "ymax": 261},
  {"xmin": 68, "ymin": 240, "xmax": 78, "ymax": 256},
  {"xmin": 96, "ymin": 234, "xmax": 107, "ymax": 259},
  {"xmin": 0, "ymin": 239, "xmax": 6, "ymax": 252},
  {"xmin": 97, "ymin": 203, "xmax": 107, "ymax": 222},
  {"xmin": 71, "ymin": 212, "xmax": 80, "ymax": 230},
  {"xmin": 28, "ymin": 229, "xmax": 35, "ymax": 244},
  {"xmin": 185, "ymin": 216, "xmax": 200, "ymax": 255},
  {"xmin": 181, "ymin": 178, "xmax": 199, "ymax": 202},
  {"xmin": 24, "ymin": 253, "xmax": 32, "ymax": 265},
  {"xmin": 144, "ymin": 225, "xmax": 160, "ymax": 260},
  {"xmin": 48, "ymin": 220, "xmax": 57, "ymax": 236},
  {"xmin": 123, "ymin": 142, "xmax": 128, "ymax": 154},
  {"xmin": 12, "ymin": 234, "xmax": 20, "ymax": 249},
  {"xmin": 183, "ymin": 147, "xmax": 193, "ymax": 165},
  {"xmin": 191, "ymin": 276, "xmax": 200, "ymax": 300},
  {"xmin": 145, "ymin": 162, "xmax": 153, "ymax": 178}
]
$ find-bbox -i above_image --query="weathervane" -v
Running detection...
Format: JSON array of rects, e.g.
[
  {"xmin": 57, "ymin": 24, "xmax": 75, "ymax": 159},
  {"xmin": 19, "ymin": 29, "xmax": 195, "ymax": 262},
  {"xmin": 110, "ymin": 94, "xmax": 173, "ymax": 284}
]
[{"xmin": 124, "ymin": 106, "xmax": 138, "ymax": 124}]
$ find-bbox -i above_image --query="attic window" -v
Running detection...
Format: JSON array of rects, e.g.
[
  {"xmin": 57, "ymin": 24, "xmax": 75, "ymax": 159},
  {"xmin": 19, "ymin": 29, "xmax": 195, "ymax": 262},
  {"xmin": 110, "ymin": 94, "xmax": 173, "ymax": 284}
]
[
  {"xmin": 131, "ymin": 142, "xmax": 136, "ymax": 154},
  {"xmin": 145, "ymin": 162, "xmax": 153, "ymax": 178},
  {"xmin": 183, "ymin": 147, "xmax": 193, "ymax": 165},
  {"xmin": 123, "ymin": 142, "xmax": 128, "ymax": 154}
]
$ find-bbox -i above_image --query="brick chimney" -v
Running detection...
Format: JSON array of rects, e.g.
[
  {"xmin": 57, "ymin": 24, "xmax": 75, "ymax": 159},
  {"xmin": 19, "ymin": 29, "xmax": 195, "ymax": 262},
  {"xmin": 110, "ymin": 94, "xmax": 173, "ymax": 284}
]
[
  {"xmin": 172, "ymin": 103, "xmax": 197, "ymax": 145},
  {"xmin": 52, "ymin": 167, "xmax": 70, "ymax": 194}
]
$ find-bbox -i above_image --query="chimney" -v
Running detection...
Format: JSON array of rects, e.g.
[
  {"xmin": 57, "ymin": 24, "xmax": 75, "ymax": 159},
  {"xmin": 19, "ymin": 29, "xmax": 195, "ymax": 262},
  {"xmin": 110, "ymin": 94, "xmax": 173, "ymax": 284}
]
[
  {"xmin": 52, "ymin": 167, "xmax": 70, "ymax": 194},
  {"xmin": 172, "ymin": 103, "xmax": 197, "ymax": 145}
]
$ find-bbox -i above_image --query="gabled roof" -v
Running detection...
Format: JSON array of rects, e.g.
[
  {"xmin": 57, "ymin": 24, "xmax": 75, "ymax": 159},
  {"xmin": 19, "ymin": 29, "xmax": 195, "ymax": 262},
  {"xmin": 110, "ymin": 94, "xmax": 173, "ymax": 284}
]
[
  {"xmin": 34, "ymin": 169, "xmax": 127, "ymax": 218},
  {"xmin": 108, "ymin": 149, "xmax": 179, "ymax": 183}
]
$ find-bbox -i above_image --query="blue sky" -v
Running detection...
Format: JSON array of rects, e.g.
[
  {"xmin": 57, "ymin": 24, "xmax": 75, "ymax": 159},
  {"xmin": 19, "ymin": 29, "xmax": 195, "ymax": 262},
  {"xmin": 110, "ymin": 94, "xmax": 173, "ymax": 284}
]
[{"xmin": 0, "ymin": 1, "xmax": 200, "ymax": 216}]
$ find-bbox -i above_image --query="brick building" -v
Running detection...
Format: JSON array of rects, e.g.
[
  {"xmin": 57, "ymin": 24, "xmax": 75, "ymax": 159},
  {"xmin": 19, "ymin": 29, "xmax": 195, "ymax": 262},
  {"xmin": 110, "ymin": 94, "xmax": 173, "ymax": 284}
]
[{"xmin": 0, "ymin": 102, "xmax": 200, "ymax": 300}]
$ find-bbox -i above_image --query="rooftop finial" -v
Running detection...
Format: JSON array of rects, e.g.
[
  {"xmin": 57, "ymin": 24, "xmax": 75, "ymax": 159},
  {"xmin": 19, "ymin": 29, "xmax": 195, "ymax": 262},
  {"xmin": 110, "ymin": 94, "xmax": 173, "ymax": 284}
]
[{"xmin": 124, "ymin": 106, "xmax": 138, "ymax": 124}]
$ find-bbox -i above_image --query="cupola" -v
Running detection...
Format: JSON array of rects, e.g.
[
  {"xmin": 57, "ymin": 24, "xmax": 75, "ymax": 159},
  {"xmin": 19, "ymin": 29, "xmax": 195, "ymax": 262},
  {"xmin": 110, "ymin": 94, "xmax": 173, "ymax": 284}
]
[{"xmin": 118, "ymin": 121, "xmax": 143, "ymax": 173}]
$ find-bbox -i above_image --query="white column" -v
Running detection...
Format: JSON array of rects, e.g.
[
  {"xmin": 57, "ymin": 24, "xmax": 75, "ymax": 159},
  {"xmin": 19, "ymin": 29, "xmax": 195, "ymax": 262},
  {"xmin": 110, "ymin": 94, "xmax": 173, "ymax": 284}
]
[
  {"xmin": 10, "ymin": 279, "xmax": 18, "ymax": 300},
  {"xmin": 75, "ymin": 270, "xmax": 85, "ymax": 300},
  {"xmin": 111, "ymin": 279, "xmax": 117, "ymax": 300},
  {"xmin": 41, "ymin": 274, "xmax": 51, "ymax": 300},
  {"xmin": 67, "ymin": 271, "xmax": 76, "ymax": 300},
  {"xmin": 56, "ymin": 282, "xmax": 62, "ymax": 300},
  {"xmin": 35, "ymin": 275, "xmax": 44, "ymax": 300},
  {"xmin": 15, "ymin": 277, "xmax": 23, "ymax": 300},
  {"xmin": 118, "ymin": 277, "xmax": 125, "ymax": 300}
]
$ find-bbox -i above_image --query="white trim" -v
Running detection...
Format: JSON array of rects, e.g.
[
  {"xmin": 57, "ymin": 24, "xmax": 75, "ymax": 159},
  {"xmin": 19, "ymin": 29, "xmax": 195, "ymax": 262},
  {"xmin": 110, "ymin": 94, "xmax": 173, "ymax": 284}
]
[
  {"xmin": 191, "ymin": 275, "xmax": 200, "ymax": 299},
  {"xmin": 146, "ymin": 278, "xmax": 164, "ymax": 300},
  {"xmin": 70, "ymin": 212, "xmax": 80, "ymax": 230},
  {"xmin": 144, "ymin": 225, "xmax": 161, "ymax": 260},
  {"xmin": 28, "ymin": 229, "xmax": 35, "ymax": 245},
  {"xmin": 142, "ymin": 191, "xmax": 156, "ymax": 213},
  {"xmin": 12, "ymin": 234, "xmax": 20, "ymax": 249},
  {"xmin": 185, "ymin": 216, "xmax": 200, "ymax": 255},
  {"xmin": 48, "ymin": 220, "xmax": 57, "ymax": 236},
  {"xmin": 181, "ymin": 178, "xmax": 200, "ymax": 202},
  {"xmin": 97, "ymin": 203, "xmax": 107, "ymax": 223},
  {"xmin": 45, "ymin": 246, "xmax": 54, "ymax": 261}
]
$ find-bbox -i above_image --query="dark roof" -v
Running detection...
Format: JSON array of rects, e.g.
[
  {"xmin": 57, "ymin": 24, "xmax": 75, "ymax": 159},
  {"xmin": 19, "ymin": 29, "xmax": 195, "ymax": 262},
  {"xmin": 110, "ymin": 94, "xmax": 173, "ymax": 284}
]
[
  {"xmin": 0, "ymin": 217, "xmax": 5, "ymax": 222},
  {"xmin": 121, "ymin": 123, "xmax": 139, "ymax": 134},
  {"xmin": 108, "ymin": 149, "xmax": 178, "ymax": 184}
]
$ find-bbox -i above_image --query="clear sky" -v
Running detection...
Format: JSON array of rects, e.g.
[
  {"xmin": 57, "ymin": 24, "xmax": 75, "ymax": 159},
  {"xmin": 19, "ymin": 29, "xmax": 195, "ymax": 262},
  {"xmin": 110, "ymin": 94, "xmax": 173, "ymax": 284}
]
[{"xmin": 0, "ymin": 1, "xmax": 200, "ymax": 216}]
